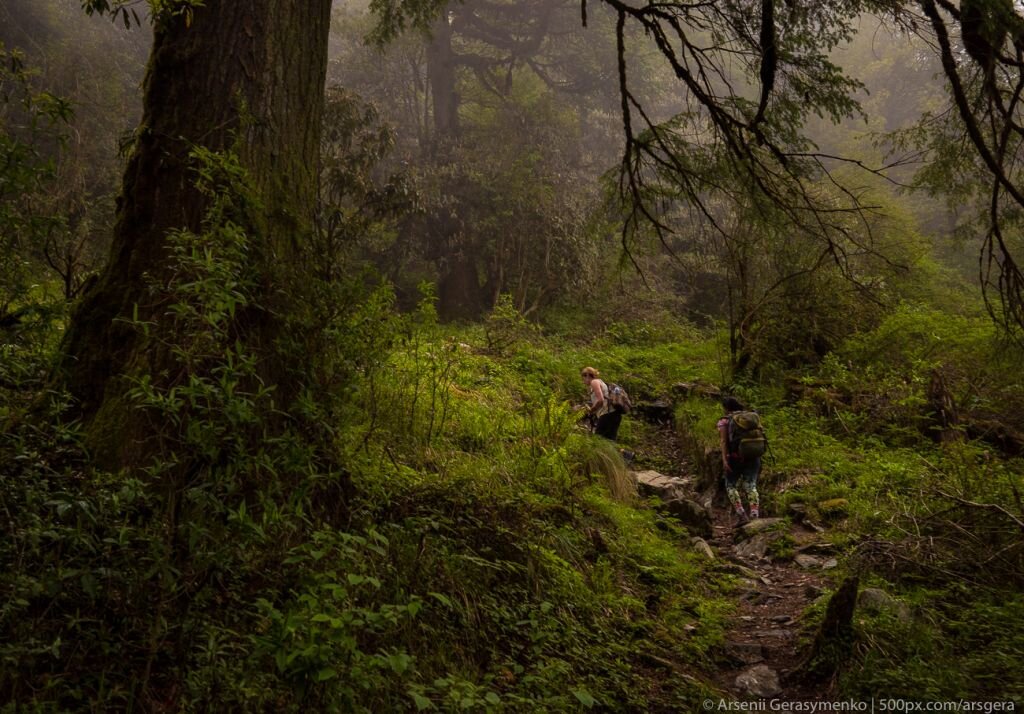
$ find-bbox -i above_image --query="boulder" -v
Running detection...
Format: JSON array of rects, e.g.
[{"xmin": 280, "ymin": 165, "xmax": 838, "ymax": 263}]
[
  {"xmin": 735, "ymin": 664, "xmax": 782, "ymax": 698},
  {"xmin": 691, "ymin": 537, "xmax": 716, "ymax": 560},
  {"xmin": 670, "ymin": 382, "xmax": 721, "ymax": 401},
  {"xmin": 633, "ymin": 470, "xmax": 689, "ymax": 501},
  {"xmin": 858, "ymin": 587, "xmax": 913, "ymax": 623},
  {"xmin": 664, "ymin": 497, "xmax": 713, "ymax": 538},
  {"xmin": 735, "ymin": 532, "xmax": 776, "ymax": 560},
  {"xmin": 633, "ymin": 399, "xmax": 675, "ymax": 425},
  {"xmin": 817, "ymin": 498, "xmax": 849, "ymax": 518}
]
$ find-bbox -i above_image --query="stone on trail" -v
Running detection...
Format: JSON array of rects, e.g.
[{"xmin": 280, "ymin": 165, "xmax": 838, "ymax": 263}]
[
  {"xmin": 632, "ymin": 470, "xmax": 689, "ymax": 501},
  {"xmin": 736, "ymin": 517, "xmax": 785, "ymax": 538},
  {"xmin": 735, "ymin": 664, "xmax": 782, "ymax": 698},
  {"xmin": 691, "ymin": 537, "xmax": 716, "ymax": 560},
  {"xmin": 724, "ymin": 641, "xmax": 765, "ymax": 666},
  {"xmin": 794, "ymin": 553, "xmax": 824, "ymax": 569},
  {"xmin": 716, "ymin": 562, "xmax": 760, "ymax": 580},
  {"xmin": 735, "ymin": 532, "xmax": 776, "ymax": 560},
  {"xmin": 795, "ymin": 541, "xmax": 838, "ymax": 556},
  {"xmin": 663, "ymin": 497, "xmax": 713, "ymax": 538}
]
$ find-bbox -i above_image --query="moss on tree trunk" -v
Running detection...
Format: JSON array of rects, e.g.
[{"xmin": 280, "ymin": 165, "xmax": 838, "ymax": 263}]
[{"xmin": 57, "ymin": 0, "xmax": 333, "ymax": 467}]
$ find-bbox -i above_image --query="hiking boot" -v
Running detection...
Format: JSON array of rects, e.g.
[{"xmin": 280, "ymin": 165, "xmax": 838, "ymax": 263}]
[
  {"xmin": 749, "ymin": 508, "xmax": 760, "ymax": 520},
  {"xmin": 734, "ymin": 511, "xmax": 751, "ymax": 527},
  {"xmin": 620, "ymin": 449, "xmax": 636, "ymax": 466}
]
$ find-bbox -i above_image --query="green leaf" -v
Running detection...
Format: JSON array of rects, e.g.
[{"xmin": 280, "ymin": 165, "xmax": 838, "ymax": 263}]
[
  {"xmin": 317, "ymin": 667, "xmax": 338, "ymax": 681},
  {"xmin": 409, "ymin": 691, "xmax": 434, "ymax": 711},
  {"xmin": 572, "ymin": 688, "xmax": 596, "ymax": 708},
  {"xmin": 429, "ymin": 592, "xmax": 453, "ymax": 608},
  {"xmin": 388, "ymin": 651, "xmax": 412, "ymax": 674}
]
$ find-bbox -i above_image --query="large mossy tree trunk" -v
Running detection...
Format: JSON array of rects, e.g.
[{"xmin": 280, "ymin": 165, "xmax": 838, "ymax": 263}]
[{"xmin": 58, "ymin": 0, "xmax": 333, "ymax": 466}]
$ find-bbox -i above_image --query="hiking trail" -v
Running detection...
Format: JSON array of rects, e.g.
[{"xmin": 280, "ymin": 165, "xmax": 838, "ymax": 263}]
[{"xmin": 631, "ymin": 422, "xmax": 836, "ymax": 702}]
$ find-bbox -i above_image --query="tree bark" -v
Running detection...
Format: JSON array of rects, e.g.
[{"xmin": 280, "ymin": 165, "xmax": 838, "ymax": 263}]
[{"xmin": 57, "ymin": 0, "xmax": 333, "ymax": 464}]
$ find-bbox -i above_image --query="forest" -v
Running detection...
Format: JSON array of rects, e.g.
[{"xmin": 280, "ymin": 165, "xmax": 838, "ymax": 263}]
[{"xmin": 1, "ymin": 0, "xmax": 1022, "ymax": 710}]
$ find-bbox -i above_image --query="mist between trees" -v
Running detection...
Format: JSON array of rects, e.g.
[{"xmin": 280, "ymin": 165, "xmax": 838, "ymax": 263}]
[{"xmin": 1, "ymin": 0, "xmax": 1022, "ymax": 710}]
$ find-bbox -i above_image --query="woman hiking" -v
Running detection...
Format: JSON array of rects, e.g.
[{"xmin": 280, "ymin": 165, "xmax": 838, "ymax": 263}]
[
  {"xmin": 581, "ymin": 367, "xmax": 623, "ymax": 441},
  {"xmin": 718, "ymin": 396, "xmax": 764, "ymax": 526}
]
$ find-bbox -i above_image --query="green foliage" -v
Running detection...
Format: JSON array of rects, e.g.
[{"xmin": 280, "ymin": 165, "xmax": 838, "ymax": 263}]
[
  {"xmin": 844, "ymin": 587, "xmax": 1024, "ymax": 703},
  {"xmin": 0, "ymin": 44, "xmax": 73, "ymax": 319}
]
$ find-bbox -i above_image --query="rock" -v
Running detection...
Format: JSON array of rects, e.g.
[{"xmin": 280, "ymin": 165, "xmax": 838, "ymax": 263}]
[
  {"xmin": 817, "ymin": 498, "xmax": 849, "ymax": 518},
  {"xmin": 822, "ymin": 558, "xmax": 838, "ymax": 570},
  {"xmin": 633, "ymin": 470, "xmax": 689, "ymax": 501},
  {"xmin": 736, "ymin": 517, "xmax": 785, "ymax": 538},
  {"xmin": 724, "ymin": 642, "xmax": 765, "ymax": 666},
  {"xmin": 771, "ymin": 615, "xmax": 793, "ymax": 624},
  {"xmin": 735, "ymin": 665, "xmax": 782, "ymax": 698},
  {"xmin": 733, "ymin": 523, "xmax": 790, "ymax": 561},
  {"xmin": 796, "ymin": 542, "xmax": 838, "ymax": 556},
  {"xmin": 804, "ymin": 584, "xmax": 824, "ymax": 599},
  {"xmin": 691, "ymin": 537, "xmax": 715, "ymax": 560},
  {"xmin": 794, "ymin": 554, "xmax": 825, "ymax": 569},
  {"xmin": 757, "ymin": 629, "xmax": 792, "ymax": 639},
  {"xmin": 735, "ymin": 532, "xmax": 775, "ymax": 560},
  {"xmin": 788, "ymin": 502, "xmax": 808, "ymax": 521},
  {"xmin": 663, "ymin": 497, "xmax": 713, "ymax": 538},
  {"xmin": 671, "ymin": 382, "xmax": 721, "ymax": 401},
  {"xmin": 716, "ymin": 562, "xmax": 760, "ymax": 580},
  {"xmin": 858, "ymin": 587, "xmax": 913, "ymax": 622},
  {"xmin": 750, "ymin": 592, "xmax": 783, "ymax": 606},
  {"xmin": 633, "ymin": 399, "xmax": 675, "ymax": 425}
]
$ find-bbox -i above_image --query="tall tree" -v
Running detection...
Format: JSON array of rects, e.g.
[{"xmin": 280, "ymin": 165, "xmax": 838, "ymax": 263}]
[{"xmin": 58, "ymin": 0, "xmax": 333, "ymax": 464}]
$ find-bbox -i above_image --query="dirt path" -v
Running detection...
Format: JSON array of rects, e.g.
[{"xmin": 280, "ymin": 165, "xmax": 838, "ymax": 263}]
[{"xmin": 632, "ymin": 422, "xmax": 834, "ymax": 701}]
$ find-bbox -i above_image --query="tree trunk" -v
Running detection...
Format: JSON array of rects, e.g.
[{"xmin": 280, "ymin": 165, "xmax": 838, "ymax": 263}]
[
  {"xmin": 57, "ymin": 0, "xmax": 333, "ymax": 465},
  {"xmin": 425, "ymin": 12, "xmax": 484, "ymax": 320},
  {"xmin": 792, "ymin": 575, "xmax": 859, "ymax": 684},
  {"xmin": 426, "ymin": 14, "xmax": 458, "ymax": 147}
]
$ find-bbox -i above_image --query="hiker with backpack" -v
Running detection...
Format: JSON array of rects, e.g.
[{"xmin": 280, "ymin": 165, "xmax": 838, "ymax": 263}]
[
  {"xmin": 580, "ymin": 367, "xmax": 631, "ymax": 441},
  {"xmin": 718, "ymin": 396, "xmax": 767, "ymax": 526}
]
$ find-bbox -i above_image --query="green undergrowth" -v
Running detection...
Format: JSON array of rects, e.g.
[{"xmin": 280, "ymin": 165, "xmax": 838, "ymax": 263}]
[
  {"xmin": 672, "ymin": 302, "xmax": 1024, "ymax": 704},
  {"xmin": 1, "ymin": 274, "xmax": 730, "ymax": 710}
]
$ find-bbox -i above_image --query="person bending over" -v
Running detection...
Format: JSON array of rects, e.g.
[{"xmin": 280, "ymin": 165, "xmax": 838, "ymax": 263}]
[
  {"xmin": 718, "ymin": 396, "xmax": 762, "ymax": 526},
  {"xmin": 581, "ymin": 366, "xmax": 622, "ymax": 441}
]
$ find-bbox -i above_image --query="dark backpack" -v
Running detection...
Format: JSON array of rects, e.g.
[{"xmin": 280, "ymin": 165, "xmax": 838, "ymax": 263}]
[
  {"xmin": 728, "ymin": 411, "xmax": 766, "ymax": 459},
  {"xmin": 606, "ymin": 383, "xmax": 633, "ymax": 414}
]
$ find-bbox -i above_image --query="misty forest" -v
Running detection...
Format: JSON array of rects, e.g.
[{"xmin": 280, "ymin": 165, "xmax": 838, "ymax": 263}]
[{"xmin": 2, "ymin": 0, "xmax": 1024, "ymax": 710}]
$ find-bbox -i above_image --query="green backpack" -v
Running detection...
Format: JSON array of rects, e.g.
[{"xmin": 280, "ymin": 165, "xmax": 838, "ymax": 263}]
[{"xmin": 728, "ymin": 411, "xmax": 766, "ymax": 459}]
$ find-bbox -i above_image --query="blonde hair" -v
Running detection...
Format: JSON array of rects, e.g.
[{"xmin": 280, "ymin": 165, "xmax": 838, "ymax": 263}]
[{"xmin": 581, "ymin": 366, "xmax": 600, "ymax": 378}]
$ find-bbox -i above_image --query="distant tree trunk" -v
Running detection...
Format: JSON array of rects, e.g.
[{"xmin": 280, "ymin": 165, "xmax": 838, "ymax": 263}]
[
  {"xmin": 426, "ymin": 14, "xmax": 458, "ymax": 148},
  {"xmin": 425, "ymin": 13, "xmax": 485, "ymax": 320},
  {"xmin": 57, "ymin": 0, "xmax": 333, "ymax": 465}
]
